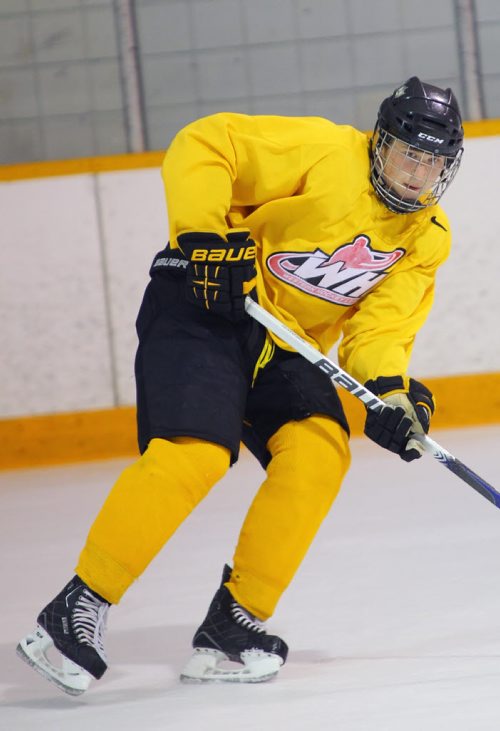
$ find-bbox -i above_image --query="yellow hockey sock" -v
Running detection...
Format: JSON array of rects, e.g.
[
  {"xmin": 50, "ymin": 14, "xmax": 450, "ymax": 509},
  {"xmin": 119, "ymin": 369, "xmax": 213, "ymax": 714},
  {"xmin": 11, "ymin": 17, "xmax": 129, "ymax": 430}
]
[
  {"xmin": 227, "ymin": 415, "xmax": 350, "ymax": 619},
  {"xmin": 76, "ymin": 437, "xmax": 230, "ymax": 604}
]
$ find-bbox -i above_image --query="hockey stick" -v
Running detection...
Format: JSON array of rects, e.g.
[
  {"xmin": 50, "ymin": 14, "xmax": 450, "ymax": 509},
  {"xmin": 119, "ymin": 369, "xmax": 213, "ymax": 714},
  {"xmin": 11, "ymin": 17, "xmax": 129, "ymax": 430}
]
[{"xmin": 245, "ymin": 297, "xmax": 499, "ymax": 508}]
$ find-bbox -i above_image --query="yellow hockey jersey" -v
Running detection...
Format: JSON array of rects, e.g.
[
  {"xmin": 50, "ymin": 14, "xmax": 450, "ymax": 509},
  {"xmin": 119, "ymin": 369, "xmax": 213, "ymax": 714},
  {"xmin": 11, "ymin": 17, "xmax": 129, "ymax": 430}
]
[{"xmin": 161, "ymin": 113, "xmax": 451, "ymax": 385}]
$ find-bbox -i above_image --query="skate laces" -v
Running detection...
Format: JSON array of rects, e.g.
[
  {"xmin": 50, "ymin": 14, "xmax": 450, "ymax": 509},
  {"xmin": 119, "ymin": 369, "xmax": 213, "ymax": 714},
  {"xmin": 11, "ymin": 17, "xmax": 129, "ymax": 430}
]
[
  {"xmin": 230, "ymin": 602, "xmax": 265, "ymax": 634},
  {"xmin": 72, "ymin": 589, "xmax": 109, "ymax": 661}
]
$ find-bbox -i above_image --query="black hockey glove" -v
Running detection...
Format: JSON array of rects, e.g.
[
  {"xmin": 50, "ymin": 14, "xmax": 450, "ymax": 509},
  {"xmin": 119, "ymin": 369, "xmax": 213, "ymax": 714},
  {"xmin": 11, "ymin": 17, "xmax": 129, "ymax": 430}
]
[
  {"xmin": 177, "ymin": 230, "xmax": 257, "ymax": 322},
  {"xmin": 364, "ymin": 376, "xmax": 435, "ymax": 462}
]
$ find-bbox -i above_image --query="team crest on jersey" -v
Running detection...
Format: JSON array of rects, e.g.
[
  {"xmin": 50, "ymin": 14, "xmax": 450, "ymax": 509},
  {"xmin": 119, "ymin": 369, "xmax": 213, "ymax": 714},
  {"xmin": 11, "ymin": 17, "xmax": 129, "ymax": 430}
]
[{"xmin": 266, "ymin": 235, "xmax": 405, "ymax": 306}]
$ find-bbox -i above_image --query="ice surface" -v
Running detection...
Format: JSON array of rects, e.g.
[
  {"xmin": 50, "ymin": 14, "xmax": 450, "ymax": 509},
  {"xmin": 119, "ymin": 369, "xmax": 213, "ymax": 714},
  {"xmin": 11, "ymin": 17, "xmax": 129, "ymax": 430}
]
[{"xmin": 2, "ymin": 427, "xmax": 500, "ymax": 730}]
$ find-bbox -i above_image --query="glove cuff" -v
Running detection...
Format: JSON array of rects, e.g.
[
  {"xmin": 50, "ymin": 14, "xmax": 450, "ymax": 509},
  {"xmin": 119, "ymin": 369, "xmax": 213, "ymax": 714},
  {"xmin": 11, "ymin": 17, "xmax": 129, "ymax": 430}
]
[
  {"xmin": 365, "ymin": 375, "xmax": 435, "ymax": 433},
  {"xmin": 177, "ymin": 231, "xmax": 225, "ymax": 257},
  {"xmin": 364, "ymin": 375, "xmax": 410, "ymax": 399},
  {"xmin": 408, "ymin": 378, "xmax": 435, "ymax": 416}
]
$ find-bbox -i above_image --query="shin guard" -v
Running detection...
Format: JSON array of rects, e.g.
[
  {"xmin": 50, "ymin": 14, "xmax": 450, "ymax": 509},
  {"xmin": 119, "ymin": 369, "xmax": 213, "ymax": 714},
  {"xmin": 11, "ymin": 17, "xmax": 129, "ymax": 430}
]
[
  {"xmin": 77, "ymin": 437, "xmax": 230, "ymax": 603},
  {"xmin": 229, "ymin": 415, "xmax": 350, "ymax": 619}
]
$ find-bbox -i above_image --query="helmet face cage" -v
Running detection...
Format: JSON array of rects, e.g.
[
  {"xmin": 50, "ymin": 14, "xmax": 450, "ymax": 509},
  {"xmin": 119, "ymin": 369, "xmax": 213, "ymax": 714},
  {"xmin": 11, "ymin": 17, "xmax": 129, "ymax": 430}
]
[{"xmin": 370, "ymin": 126, "xmax": 463, "ymax": 214}]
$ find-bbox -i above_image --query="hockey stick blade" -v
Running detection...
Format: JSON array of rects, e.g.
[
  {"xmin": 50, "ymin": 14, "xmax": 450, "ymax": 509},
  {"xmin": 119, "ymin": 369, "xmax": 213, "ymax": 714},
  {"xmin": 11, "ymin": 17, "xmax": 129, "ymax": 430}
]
[{"xmin": 245, "ymin": 297, "xmax": 499, "ymax": 508}]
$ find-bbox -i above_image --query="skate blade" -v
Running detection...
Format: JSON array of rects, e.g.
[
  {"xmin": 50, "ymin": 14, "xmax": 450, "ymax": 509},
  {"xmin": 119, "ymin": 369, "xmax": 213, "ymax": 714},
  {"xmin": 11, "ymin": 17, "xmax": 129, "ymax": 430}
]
[
  {"xmin": 180, "ymin": 647, "xmax": 282, "ymax": 684},
  {"xmin": 17, "ymin": 626, "xmax": 91, "ymax": 696}
]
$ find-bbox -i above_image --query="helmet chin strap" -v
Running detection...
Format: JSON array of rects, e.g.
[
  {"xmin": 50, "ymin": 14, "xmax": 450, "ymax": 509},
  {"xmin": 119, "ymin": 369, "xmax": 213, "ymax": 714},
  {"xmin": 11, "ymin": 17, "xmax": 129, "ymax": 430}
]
[{"xmin": 371, "ymin": 167, "xmax": 424, "ymax": 213}]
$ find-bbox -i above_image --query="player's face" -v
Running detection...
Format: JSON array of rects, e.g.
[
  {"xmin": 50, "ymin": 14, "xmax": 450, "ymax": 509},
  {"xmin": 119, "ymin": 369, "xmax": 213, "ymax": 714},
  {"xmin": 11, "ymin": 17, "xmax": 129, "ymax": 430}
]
[{"xmin": 381, "ymin": 139, "xmax": 446, "ymax": 201}]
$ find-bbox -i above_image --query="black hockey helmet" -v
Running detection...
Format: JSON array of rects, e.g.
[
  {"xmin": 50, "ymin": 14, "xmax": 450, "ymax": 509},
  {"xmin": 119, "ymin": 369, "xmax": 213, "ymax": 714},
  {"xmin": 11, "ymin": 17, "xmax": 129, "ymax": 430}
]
[
  {"xmin": 376, "ymin": 76, "xmax": 464, "ymax": 157},
  {"xmin": 370, "ymin": 77, "xmax": 464, "ymax": 213}
]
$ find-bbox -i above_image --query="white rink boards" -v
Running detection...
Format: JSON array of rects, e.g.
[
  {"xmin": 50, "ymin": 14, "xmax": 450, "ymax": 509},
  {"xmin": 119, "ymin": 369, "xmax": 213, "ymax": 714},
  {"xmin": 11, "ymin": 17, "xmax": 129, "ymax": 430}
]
[
  {"xmin": 2, "ymin": 135, "xmax": 500, "ymax": 420},
  {"xmin": 1, "ymin": 426, "xmax": 500, "ymax": 731}
]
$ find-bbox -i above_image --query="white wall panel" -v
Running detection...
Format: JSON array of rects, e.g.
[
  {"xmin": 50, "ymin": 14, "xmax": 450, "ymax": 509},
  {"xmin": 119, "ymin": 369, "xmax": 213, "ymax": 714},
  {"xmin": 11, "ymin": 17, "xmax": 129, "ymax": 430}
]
[
  {"xmin": 1, "ymin": 135, "xmax": 499, "ymax": 419},
  {"xmin": 410, "ymin": 136, "xmax": 500, "ymax": 377},
  {"xmin": 0, "ymin": 176, "xmax": 114, "ymax": 417},
  {"xmin": 97, "ymin": 168, "xmax": 168, "ymax": 405}
]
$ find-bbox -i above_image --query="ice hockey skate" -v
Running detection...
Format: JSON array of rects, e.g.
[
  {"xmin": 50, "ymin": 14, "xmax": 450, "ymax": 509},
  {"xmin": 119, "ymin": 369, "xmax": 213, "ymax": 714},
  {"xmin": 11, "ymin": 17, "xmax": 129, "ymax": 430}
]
[
  {"xmin": 17, "ymin": 575, "xmax": 110, "ymax": 696},
  {"xmin": 181, "ymin": 566, "xmax": 288, "ymax": 683}
]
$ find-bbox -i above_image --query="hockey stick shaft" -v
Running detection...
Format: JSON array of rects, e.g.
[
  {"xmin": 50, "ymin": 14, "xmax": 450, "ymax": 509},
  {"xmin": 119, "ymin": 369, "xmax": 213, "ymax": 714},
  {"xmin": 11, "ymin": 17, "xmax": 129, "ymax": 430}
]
[{"xmin": 245, "ymin": 297, "xmax": 500, "ymax": 508}]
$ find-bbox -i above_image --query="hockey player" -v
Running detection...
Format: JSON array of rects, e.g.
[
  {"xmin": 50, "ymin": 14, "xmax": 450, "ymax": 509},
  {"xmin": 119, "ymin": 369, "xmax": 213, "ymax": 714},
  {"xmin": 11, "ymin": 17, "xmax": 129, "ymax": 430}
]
[{"xmin": 18, "ymin": 77, "xmax": 464, "ymax": 694}]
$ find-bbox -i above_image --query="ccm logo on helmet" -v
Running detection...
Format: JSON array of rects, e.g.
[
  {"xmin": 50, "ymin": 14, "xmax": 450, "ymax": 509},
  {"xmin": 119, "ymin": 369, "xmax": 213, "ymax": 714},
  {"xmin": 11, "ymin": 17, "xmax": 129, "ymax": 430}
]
[{"xmin": 418, "ymin": 132, "xmax": 444, "ymax": 144}]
